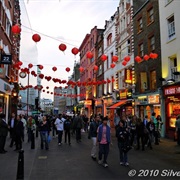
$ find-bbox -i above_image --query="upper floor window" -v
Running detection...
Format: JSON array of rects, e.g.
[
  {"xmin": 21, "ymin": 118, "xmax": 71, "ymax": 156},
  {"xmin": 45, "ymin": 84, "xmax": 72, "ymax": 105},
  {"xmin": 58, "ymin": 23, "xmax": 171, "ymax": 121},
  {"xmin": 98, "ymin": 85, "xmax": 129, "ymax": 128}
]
[
  {"xmin": 6, "ymin": 18, "xmax": 11, "ymax": 37},
  {"xmin": 138, "ymin": 43, "xmax": 144, "ymax": 57},
  {"xmin": 148, "ymin": 35, "xmax": 155, "ymax": 52},
  {"xmin": 107, "ymin": 33, "xmax": 112, "ymax": 46},
  {"xmin": 98, "ymin": 64, "xmax": 102, "ymax": 75},
  {"xmin": 167, "ymin": 15, "xmax": 175, "ymax": 40},
  {"xmin": 137, "ymin": 17, "xmax": 143, "ymax": 33},
  {"xmin": 147, "ymin": 8, "xmax": 154, "ymax": 25},
  {"xmin": 140, "ymin": 72, "xmax": 147, "ymax": 92},
  {"xmin": 98, "ymin": 47, "xmax": 102, "ymax": 57}
]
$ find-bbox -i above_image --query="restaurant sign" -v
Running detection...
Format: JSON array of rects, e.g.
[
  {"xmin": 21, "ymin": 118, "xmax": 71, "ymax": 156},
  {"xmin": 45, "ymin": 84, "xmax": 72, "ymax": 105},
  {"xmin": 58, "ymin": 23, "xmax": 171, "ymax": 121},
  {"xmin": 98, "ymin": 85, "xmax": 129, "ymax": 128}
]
[{"xmin": 164, "ymin": 86, "xmax": 180, "ymax": 96}]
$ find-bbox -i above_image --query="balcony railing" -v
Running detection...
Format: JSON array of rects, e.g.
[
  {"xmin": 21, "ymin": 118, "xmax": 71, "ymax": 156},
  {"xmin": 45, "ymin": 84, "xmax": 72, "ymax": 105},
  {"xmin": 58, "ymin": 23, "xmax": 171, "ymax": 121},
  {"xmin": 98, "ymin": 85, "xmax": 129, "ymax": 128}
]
[{"xmin": 171, "ymin": 66, "xmax": 180, "ymax": 81}]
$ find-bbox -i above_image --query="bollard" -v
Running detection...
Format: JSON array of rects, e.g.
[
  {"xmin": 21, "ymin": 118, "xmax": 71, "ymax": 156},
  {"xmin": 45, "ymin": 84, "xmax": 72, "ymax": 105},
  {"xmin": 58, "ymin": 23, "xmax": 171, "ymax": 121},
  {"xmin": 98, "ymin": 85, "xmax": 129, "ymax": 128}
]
[
  {"xmin": 31, "ymin": 132, "xmax": 35, "ymax": 149},
  {"xmin": 16, "ymin": 149, "xmax": 24, "ymax": 180}
]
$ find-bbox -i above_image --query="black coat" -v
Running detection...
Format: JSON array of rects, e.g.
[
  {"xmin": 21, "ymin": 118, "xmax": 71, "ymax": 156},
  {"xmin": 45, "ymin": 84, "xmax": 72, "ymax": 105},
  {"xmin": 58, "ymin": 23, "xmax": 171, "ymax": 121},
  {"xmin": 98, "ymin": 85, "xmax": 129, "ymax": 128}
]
[
  {"xmin": 0, "ymin": 119, "xmax": 8, "ymax": 137},
  {"xmin": 15, "ymin": 120, "xmax": 24, "ymax": 138}
]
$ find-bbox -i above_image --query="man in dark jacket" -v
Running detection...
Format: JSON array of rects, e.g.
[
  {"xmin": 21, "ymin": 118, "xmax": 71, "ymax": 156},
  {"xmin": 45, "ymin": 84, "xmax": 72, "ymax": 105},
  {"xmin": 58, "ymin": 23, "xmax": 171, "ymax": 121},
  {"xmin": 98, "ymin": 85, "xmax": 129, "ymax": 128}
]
[
  {"xmin": 8, "ymin": 112, "xmax": 17, "ymax": 147},
  {"xmin": 64, "ymin": 115, "xmax": 71, "ymax": 145},
  {"xmin": 0, "ymin": 113, "xmax": 9, "ymax": 154},
  {"xmin": 14, "ymin": 115, "xmax": 24, "ymax": 151},
  {"xmin": 73, "ymin": 112, "xmax": 83, "ymax": 143}
]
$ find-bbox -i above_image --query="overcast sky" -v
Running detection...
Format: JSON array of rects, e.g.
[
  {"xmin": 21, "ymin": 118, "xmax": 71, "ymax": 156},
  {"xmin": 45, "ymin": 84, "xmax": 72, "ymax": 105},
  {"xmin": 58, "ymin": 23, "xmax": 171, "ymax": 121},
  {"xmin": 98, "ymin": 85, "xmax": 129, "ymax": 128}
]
[{"xmin": 19, "ymin": 0, "xmax": 119, "ymax": 100}]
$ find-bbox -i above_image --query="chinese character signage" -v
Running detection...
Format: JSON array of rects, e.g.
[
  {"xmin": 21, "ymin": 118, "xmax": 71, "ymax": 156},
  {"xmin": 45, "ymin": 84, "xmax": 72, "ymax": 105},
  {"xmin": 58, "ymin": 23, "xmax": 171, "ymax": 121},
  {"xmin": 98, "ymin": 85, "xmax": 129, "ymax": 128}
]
[{"xmin": 125, "ymin": 69, "xmax": 132, "ymax": 84}]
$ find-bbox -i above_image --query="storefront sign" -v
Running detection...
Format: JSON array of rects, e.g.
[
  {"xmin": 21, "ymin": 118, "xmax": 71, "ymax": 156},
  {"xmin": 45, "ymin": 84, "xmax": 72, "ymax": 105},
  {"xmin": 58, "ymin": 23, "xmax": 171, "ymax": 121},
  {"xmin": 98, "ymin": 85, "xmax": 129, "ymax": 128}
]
[
  {"xmin": 124, "ymin": 69, "xmax": 132, "ymax": 84},
  {"xmin": 84, "ymin": 100, "xmax": 92, "ymax": 106},
  {"xmin": 120, "ymin": 90, "xmax": 127, "ymax": 100},
  {"xmin": 148, "ymin": 95, "xmax": 159, "ymax": 104},
  {"xmin": 164, "ymin": 86, "xmax": 180, "ymax": 95},
  {"xmin": 95, "ymin": 100, "xmax": 102, "ymax": 106}
]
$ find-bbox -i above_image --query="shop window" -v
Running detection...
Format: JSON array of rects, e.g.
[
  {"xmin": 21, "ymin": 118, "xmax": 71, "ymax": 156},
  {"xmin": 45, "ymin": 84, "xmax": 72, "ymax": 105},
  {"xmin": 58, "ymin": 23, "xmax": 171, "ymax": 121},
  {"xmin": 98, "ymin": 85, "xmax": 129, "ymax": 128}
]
[
  {"xmin": 147, "ymin": 8, "xmax": 154, "ymax": 25},
  {"xmin": 150, "ymin": 70, "xmax": 156, "ymax": 90},
  {"xmin": 98, "ymin": 64, "xmax": 102, "ymax": 75}
]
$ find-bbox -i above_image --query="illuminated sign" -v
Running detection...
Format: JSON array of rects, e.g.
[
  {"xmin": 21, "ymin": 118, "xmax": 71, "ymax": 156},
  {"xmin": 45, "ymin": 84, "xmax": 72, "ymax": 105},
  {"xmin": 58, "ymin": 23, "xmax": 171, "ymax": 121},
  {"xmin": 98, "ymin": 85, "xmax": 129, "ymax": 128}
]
[
  {"xmin": 148, "ymin": 95, "xmax": 159, "ymax": 104},
  {"xmin": 125, "ymin": 69, "xmax": 132, "ymax": 84},
  {"xmin": 84, "ymin": 100, "xmax": 92, "ymax": 105},
  {"xmin": 120, "ymin": 90, "xmax": 127, "ymax": 100},
  {"xmin": 164, "ymin": 86, "xmax": 180, "ymax": 96}
]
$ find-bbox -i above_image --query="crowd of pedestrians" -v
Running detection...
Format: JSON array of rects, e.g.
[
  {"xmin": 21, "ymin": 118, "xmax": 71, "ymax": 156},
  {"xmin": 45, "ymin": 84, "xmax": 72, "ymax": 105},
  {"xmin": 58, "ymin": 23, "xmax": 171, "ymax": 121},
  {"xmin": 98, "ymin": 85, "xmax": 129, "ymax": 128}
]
[{"xmin": 1, "ymin": 110, "xmax": 180, "ymax": 169}]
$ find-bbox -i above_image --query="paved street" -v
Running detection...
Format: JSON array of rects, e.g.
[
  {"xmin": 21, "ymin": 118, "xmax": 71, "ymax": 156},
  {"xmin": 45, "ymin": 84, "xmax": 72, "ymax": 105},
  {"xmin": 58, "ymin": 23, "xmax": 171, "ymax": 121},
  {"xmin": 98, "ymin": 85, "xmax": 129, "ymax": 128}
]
[{"xmin": 0, "ymin": 130, "xmax": 180, "ymax": 180}]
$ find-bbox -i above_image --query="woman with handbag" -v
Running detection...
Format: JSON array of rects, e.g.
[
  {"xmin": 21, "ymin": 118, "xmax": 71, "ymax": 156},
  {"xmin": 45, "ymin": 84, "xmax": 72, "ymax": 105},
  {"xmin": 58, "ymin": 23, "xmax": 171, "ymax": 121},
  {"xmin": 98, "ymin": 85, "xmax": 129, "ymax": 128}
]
[
  {"xmin": 116, "ymin": 120, "xmax": 131, "ymax": 166},
  {"xmin": 39, "ymin": 116, "xmax": 50, "ymax": 150}
]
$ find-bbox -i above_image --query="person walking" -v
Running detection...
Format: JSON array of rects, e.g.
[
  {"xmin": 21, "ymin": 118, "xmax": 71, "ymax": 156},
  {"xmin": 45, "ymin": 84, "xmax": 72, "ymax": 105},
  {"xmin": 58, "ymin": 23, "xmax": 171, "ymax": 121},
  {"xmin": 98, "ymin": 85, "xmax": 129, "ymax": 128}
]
[
  {"xmin": 39, "ymin": 115, "xmax": 50, "ymax": 150},
  {"xmin": 0, "ymin": 113, "xmax": 9, "ymax": 154},
  {"xmin": 88, "ymin": 114, "xmax": 100, "ymax": 160},
  {"xmin": 151, "ymin": 112, "xmax": 159, "ymax": 145},
  {"xmin": 114, "ymin": 113, "xmax": 120, "ymax": 130},
  {"xmin": 8, "ymin": 112, "xmax": 17, "ymax": 148},
  {"xmin": 97, "ymin": 116, "xmax": 111, "ymax": 168},
  {"xmin": 20, "ymin": 114, "xmax": 27, "ymax": 142},
  {"xmin": 116, "ymin": 120, "xmax": 131, "ymax": 166},
  {"xmin": 54, "ymin": 114, "xmax": 66, "ymax": 146},
  {"xmin": 26, "ymin": 115, "xmax": 36, "ymax": 143},
  {"xmin": 73, "ymin": 112, "xmax": 83, "ymax": 143},
  {"xmin": 64, "ymin": 115, "xmax": 71, "ymax": 145},
  {"xmin": 136, "ymin": 118, "xmax": 145, "ymax": 151},
  {"xmin": 14, "ymin": 115, "xmax": 24, "ymax": 151}
]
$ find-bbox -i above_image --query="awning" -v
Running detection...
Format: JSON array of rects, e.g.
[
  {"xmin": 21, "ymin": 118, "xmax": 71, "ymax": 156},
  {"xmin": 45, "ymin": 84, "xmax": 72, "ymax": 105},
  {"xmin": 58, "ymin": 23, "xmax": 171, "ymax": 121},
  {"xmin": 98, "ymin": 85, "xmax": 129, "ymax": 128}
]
[{"xmin": 107, "ymin": 100, "xmax": 129, "ymax": 109}]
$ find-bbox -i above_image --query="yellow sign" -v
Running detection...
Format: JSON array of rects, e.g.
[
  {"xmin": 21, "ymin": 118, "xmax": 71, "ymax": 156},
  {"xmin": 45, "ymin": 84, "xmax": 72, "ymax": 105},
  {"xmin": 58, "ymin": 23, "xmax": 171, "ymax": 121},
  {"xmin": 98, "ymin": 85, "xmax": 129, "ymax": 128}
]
[{"xmin": 84, "ymin": 100, "xmax": 92, "ymax": 105}]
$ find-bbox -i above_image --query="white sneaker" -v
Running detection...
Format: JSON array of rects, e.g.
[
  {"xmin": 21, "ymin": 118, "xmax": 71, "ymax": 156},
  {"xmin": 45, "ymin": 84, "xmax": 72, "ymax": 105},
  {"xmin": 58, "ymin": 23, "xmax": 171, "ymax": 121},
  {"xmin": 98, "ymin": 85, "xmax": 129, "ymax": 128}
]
[
  {"xmin": 58, "ymin": 143, "xmax": 61, "ymax": 146},
  {"xmin": 125, "ymin": 162, "xmax": 129, "ymax": 166},
  {"xmin": 98, "ymin": 160, "xmax": 102, "ymax": 165},
  {"xmin": 103, "ymin": 163, "xmax": 108, "ymax": 168},
  {"xmin": 120, "ymin": 162, "xmax": 124, "ymax": 165}
]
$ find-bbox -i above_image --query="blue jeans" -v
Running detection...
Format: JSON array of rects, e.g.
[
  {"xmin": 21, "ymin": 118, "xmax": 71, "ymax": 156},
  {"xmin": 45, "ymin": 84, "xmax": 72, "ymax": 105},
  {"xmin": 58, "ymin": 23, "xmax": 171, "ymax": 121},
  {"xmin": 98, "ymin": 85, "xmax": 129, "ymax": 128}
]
[
  {"xmin": 118, "ymin": 142, "xmax": 128, "ymax": 163},
  {"xmin": 98, "ymin": 143, "xmax": 109, "ymax": 164},
  {"xmin": 40, "ymin": 131, "xmax": 48, "ymax": 149}
]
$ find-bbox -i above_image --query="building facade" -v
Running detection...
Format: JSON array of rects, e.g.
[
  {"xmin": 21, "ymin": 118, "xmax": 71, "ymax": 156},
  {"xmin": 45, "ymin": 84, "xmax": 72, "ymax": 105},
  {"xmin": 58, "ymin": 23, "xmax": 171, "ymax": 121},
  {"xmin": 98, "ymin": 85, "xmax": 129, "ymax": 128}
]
[
  {"xmin": 0, "ymin": 0, "xmax": 21, "ymax": 119},
  {"xmin": 159, "ymin": 0, "xmax": 180, "ymax": 138},
  {"xmin": 133, "ymin": 0, "xmax": 162, "ymax": 121}
]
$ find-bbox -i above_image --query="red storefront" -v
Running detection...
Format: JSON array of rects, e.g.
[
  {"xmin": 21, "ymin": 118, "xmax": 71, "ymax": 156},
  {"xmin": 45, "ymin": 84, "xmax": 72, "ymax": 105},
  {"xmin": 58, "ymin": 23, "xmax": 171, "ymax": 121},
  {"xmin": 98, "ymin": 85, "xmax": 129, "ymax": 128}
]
[{"xmin": 163, "ymin": 84, "xmax": 180, "ymax": 138}]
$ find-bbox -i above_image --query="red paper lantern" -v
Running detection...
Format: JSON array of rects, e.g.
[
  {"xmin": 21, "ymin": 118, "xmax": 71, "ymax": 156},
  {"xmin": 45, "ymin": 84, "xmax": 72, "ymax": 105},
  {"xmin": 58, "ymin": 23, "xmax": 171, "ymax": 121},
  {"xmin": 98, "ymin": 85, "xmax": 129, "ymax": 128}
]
[
  {"xmin": 17, "ymin": 61, "xmax": 23, "ymax": 66},
  {"xmin": 66, "ymin": 67, "xmax": 70, "ymax": 72},
  {"xmin": 71, "ymin": 47, "xmax": 79, "ymax": 55},
  {"xmin": 46, "ymin": 86, "xmax": 49, "ymax": 89},
  {"xmin": 122, "ymin": 61, "xmax": 127, "ymax": 66},
  {"xmin": 79, "ymin": 66, "xmax": 84, "ymax": 73},
  {"xmin": 112, "ymin": 56, "xmax": 118, "ymax": 63},
  {"xmin": 52, "ymin": 66, "xmax": 57, "ymax": 71},
  {"xmin": 12, "ymin": 24, "xmax": 21, "ymax": 35},
  {"xmin": 59, "ymin": 43, "xmax": 67, "ymax": 52},
  {"xmin": 28, "ymin": 63, "xmax": 33, "ymax": 68},
  {"xmin": 143, "ymin": 54, "xmax": 149, "ymax": 61},
  {"xmin": 32, "ymin": 34, "xmax": 41, "ymax": 42},
  {"xmin": 150, "ymin": 53, "xmax": 158, "ymax": 59},
  {"xmin": 31, "ymin": 71, "xmax": 35, "ymax": 75},
  {"xmin": 135, "ymin": 56, "xmax": 142, "ymax": 63},
  {"xmin": 110, "ymin": 63, "xmax": 116, "ymax": 68},
  {"xmin": 101, "ymin": 54, "xmax": 107, "ymax": 61},
  {"xmin": 94, "ymin": 65, "xmax": 98, "ymax": 71},
  {"xmin": 39, "ymin": 74, "xmax": 44, "ymax": 79},
  {"xmin": 86, "ymin": 51, "xmax": 93, "ymax": 59},
  {"xmin": 124, "ymin": 56, "xmax": 130, "ymax": 62},
  {"xmin": 38, "ymin": 65, "xmax": 43, "ymax": 70}
]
